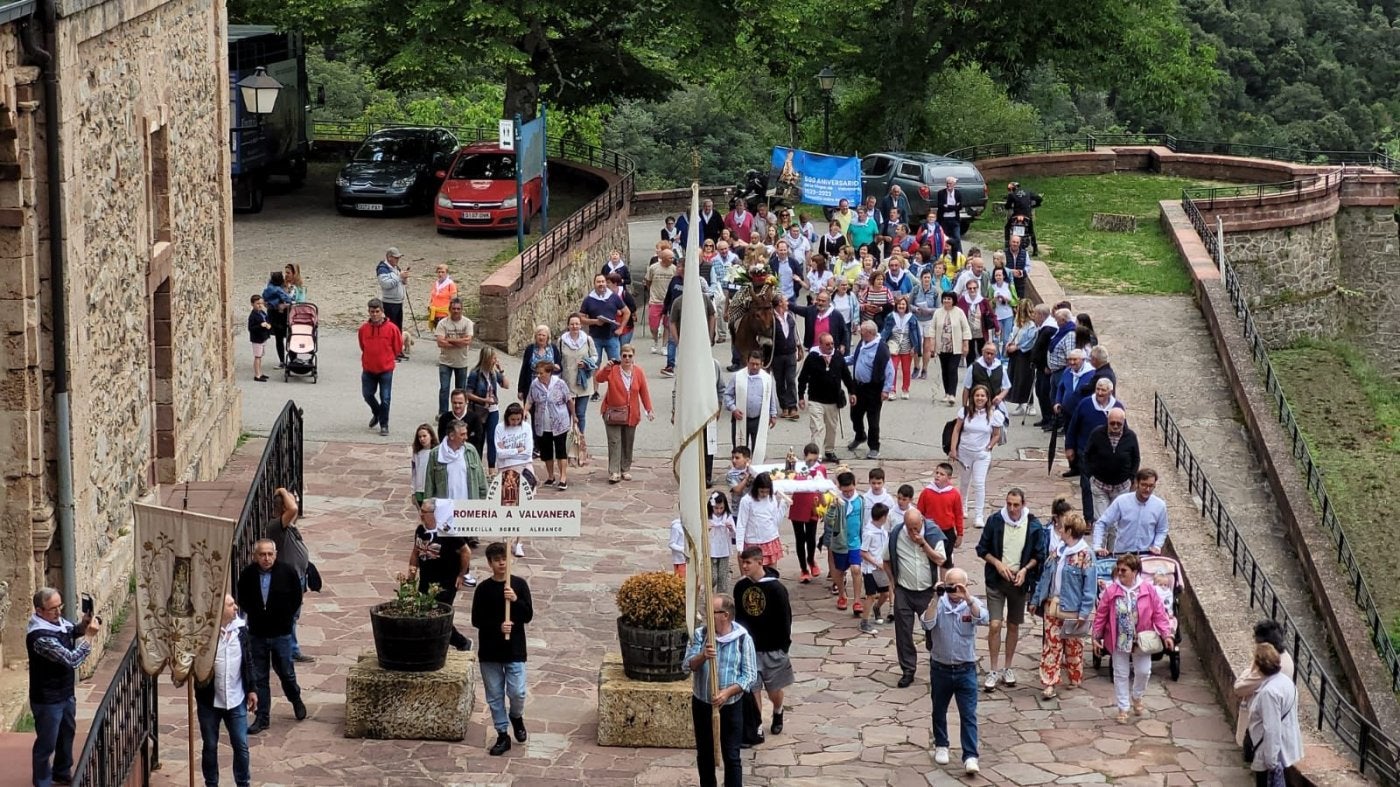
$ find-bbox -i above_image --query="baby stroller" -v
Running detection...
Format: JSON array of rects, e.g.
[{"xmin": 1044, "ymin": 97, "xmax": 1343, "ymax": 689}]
[
  {"xmin": 1090, "ymin": 554, "xmax": 1185, "ymax": 680},
  {"xmin": 284, "ymin": 302, "xmax": 319, "ymax": 383}
]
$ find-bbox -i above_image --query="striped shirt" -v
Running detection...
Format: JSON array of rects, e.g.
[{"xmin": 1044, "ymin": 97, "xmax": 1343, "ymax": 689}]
[{"xmin": 684, "ymin": 624, "xmax": 758, "ymax": 705}]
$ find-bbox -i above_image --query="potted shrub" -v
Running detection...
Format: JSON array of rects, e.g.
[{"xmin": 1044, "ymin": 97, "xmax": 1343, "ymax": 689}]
[
  {"xmin": 369, "ymin": 572, "xmax": 455, "ymax": 672},
  {"xmin": 615, "ymin": 571, "xmax": 689, "ymax": 682}
]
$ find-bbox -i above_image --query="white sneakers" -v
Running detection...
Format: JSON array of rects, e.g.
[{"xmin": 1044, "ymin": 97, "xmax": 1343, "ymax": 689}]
[
  {"xmin": 514, "ymin": 541, "xmax": 525, "ymax": 558},
  {"xmin": 964, "ymin": 757, "xmax": 980, "ymax": 774},
  {"xmin": 934, "ymin": 746, "xmax": 978, "ymax": 774},
  {"xmin": 934, "ymin": 746, "xmax": 950, "ymax": 765},
  {"xmin": 983, "ymin": 669, "xmax": 1000, "ymax": 690},
  {"xmin": 1002, "ymin": 667, "xmax": 1017, "ymax": 686}
]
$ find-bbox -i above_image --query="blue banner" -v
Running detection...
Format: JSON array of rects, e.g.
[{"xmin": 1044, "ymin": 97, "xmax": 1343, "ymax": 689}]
[
  {"xmin": 518, "ymin": 116, "xmax": 546, "ymax": 183},
  {"xmin": 769, "ymin": 146, "xmax": 861, "ymax": 207}
]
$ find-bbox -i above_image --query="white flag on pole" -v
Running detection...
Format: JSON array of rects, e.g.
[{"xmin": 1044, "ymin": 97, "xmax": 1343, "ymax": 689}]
[{"xmin": 673, "ymin": 183, "xmax": 719, "ymax": 634}]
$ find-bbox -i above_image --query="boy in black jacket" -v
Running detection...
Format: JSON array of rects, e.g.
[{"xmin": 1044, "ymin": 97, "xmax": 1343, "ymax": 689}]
[
  {"xmin": 734, "ymin": 546, "xmax": 794, "ymax": 743},
  {"xmin": 247, "ymin": 295, "xmax": 271, "ymax": 382},
  {"xmin": 471, "ymin": 542, "xmax": 534, "ymax": 756}
]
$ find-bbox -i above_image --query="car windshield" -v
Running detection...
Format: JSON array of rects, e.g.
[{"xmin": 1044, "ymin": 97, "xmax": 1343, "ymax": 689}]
[
  {"xmin": 353, "ymin": 137, "xmax": 428, "ymax": 163},
  {"xmin": 451, "ymin": 153, "xmax": 516, "ymax": 180}
]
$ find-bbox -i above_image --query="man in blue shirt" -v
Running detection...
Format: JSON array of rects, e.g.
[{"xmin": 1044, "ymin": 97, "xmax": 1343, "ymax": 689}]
[
  {"xmin": 845, "ymin": 321, "xmax": 896, "ymax": 460},
  {"xmin": 579, "ymin": 274, "xmax": 630, "ymax": 369},
  {"xmin": 685, "ymin": 593, "xmax": 758, "ymax": 787},
  {"xmin": 1093, "ymin": 469, "xmax": 1169, "ymax": 555},
  {"xmin": 921, "ymin": 567, "xmax": 989, "ymax": 776}
]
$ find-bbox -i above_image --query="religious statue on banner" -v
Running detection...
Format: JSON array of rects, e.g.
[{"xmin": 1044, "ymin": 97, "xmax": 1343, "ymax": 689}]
[{"xmin": 166, "ymin": 557, "xmax": 196, "ymax": 618}]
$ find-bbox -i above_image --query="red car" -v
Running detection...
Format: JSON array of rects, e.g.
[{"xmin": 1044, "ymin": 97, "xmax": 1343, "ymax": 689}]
[{"xmin": 434, "ymin": 143, "xmax": 543, "ymax": 233}]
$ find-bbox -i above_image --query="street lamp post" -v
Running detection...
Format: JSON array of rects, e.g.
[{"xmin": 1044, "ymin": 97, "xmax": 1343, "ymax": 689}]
[
  {"xmin": 237, "ymin": 66, "xmax": 284, "ymax": 117},
  {"xmin": 816, "ymin": 66, "xmax": 837, "ymax": 154}
]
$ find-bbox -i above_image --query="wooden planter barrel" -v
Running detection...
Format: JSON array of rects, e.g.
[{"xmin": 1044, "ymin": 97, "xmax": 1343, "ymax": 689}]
[
  {"xmin": 616, "ymin": 618, "xmax": 688, "ymax": 682},
  {"xmin": 370, "ymin": 602, "xmax": 454, "ymax": 672}
]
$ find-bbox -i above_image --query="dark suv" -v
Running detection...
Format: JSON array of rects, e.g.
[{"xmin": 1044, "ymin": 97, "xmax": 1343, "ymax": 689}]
[
  {"xmin": 860, "ymin": 153, "xmax": 988, "ymax": 232},
  {"xmin": 335, "ymin": 127, "xmax": 459, "ymax": 214}
]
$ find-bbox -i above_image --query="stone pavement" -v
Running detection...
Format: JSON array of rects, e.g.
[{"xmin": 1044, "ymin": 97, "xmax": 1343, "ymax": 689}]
[{"xmin": 129, "ymin": 438, "xmax": 1251, "ymax": 787}]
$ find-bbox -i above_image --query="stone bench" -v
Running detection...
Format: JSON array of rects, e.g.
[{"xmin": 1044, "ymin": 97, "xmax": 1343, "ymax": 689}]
[
  {"xmin": 1091, "ymin": 212, "xmax": 1138, "ymax": 232},
  {"xmin": 345, "ymin": 650, "xmax": 476, "ymax": 741},
  {"xmin": 596, "ymin": 652, "xmax": 695, "ymax": 748}
]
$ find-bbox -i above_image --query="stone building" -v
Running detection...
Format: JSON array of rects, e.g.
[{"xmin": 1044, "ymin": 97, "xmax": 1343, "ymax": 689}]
[{"xmin": 0, "ymin": 0, "xmax": 240, "ymax": 668}]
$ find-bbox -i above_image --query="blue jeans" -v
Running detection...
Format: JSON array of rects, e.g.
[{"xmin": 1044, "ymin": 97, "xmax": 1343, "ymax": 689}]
[
  {"xmin": 1080, "ymin": 471, "xmax": 1096, "ymax": 521},
  {"xmin": 438, "ymin": 365, "xmax": 469, "ymax": 414},
  {"xmin": 594, "ymin": 335, "xmax": 621, "ymax": 365},
  {"xmin": 197, "ymin": 699, "xmax": 250, "ymax": 787},
  {"xmin": 290, "ymin": 573, "xmax": 308, "ymax": 658},
  {"xmin": 361, "ymin": 370, "xmax": 393, "ymax": 429},
  {"xmin": 479, "ymin": 661, "xmax": 527, "ymax": 733},
  {"xmin": 31, "ymin": 696, "xmax": 76, "ymax": 787},
  {"xmin": 930, "ymin": 661, "xmax": 979, "ymax": 760},
  {"xmin": 573, "ymin": 395, "xmax": 590, "ymax": 434},
  {"xmin": 666, "ymin": 338, "xmax": 677, "ymax": 369},
  {"xmin": 483, "ymin": 410, "xmax": 500, "ymax": 467},
  {"xmin": 996, "ymin": 316, "xmax": 1013, "ymax": 359},
  {"xmin": 250, "ymin": 634, "xmax": 302, "ymax": 726}
]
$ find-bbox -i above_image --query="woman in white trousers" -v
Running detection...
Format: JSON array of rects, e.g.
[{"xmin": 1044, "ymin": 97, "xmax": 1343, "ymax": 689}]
[{"xmin": 948, "ymin": 384, "xmax": 1004, "ymax": 528}]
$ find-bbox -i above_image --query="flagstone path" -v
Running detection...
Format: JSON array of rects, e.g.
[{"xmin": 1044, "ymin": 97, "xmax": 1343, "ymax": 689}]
[{"xmin": 130, "ymin": 442, "xmax": 1251, "ymax": 787}]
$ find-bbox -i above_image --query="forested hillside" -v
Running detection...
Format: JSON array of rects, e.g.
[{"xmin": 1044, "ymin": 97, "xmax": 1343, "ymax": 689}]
[{"xmin": 231, "ymin": 0, "xmax": 1400, "ymax": 187}]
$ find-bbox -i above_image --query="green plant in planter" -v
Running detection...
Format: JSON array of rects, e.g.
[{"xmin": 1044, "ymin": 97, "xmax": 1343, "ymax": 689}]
[
  {"xmin": 616, "ymin": 571, "xmax": 686, "ymax": 630},
  {"xmin": 380, "ymin": 572, "xmax": 449, "ymax": 618}
]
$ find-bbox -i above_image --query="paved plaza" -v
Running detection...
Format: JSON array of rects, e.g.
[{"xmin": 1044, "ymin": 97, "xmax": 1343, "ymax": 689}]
[{"xmin": 121, "ymin": 439, "xmax": 1253, "ymax": 786}]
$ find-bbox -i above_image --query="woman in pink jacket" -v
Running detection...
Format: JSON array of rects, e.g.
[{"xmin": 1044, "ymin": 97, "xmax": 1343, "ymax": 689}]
[
  {"xmin": 594, "ymin": 344, "xmax": 655, "ymax": 483},
  {"xmin": 1092, "ymin": 553, "xmax": 1175, "ymax": 723}
]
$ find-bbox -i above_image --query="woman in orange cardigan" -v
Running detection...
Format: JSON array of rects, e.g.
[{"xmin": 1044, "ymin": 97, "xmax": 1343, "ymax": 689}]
[
  {"xmin": 427, "ymin": 264, "xmax": 458, "ymax": 328},
  {"xmin": 594, "ymin": 343, "xmax": 655, "ymax": 483}
]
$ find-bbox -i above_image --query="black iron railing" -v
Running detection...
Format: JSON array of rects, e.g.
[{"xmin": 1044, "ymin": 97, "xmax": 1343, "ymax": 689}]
[
  {"xmin": 1179, "ymin": 191, "xmax": 1400, "ymax": 696},
  {"xmin": 230, "ymin": 400, "xmax": 304, "ymax": 577},
  {"xmin": 1153, "ymin": 395, "xmax": 1399, "ymax": 782},
  {"xmin": 71, "ymin": 638, "xmax": 158, "ymax": 787},
  {"xmin": 309, "ymin": 120, "xmax": 635, "ymax": 293},
  {"xmin": 945, "ymin": 133, "xmax": 1400, "ymax": 174},
  {"xmin": 1181, "ymin": 167, "xmax": 1346, "ymax": 209}
]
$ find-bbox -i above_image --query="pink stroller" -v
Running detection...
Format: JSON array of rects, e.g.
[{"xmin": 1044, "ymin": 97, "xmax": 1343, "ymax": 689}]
[{"xmin": 285, "ymin": 303, "xmax": 319, "ymax": 383}]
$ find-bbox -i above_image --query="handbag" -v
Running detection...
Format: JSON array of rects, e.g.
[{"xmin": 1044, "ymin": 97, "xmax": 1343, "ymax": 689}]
[
  {"xmin": 306, "ymin": 562, "xmax": 323, "ymax": 592},
  {"xmin": 1242, "ymin": 729, "xmax": 1256, "ymax": 763},
  {"xmin": 1136, "ymin": 630, "xmax": 1164, "ymax": 655},
  {"xmin": 1045, "ymin": 596, "xmax": 1080, "ymax": 621},
  {"xmin": 603, "ymin": 404, "xmax": 631, "ymax": 425}
]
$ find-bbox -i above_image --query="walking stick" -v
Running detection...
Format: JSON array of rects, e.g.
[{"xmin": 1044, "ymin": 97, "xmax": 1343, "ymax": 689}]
[{"xmin": 404, "ymin": 287, "xmax": 424, "ymax": 338}]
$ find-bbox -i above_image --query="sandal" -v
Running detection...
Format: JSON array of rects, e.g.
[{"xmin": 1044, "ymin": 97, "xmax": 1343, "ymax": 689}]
[
  {"xmin": 1041, "ymin": 687, "xmax": 1058, "ymax": 700},
  {"xmin": 609, "ymin": 474, "xmax": 621, "ymax": 484},
  {"xmin": 621, "ymin": 472, "xmax": 632, "ymax": 481},
  {"xmin": 1116, "ymin": 711, "xmax": 1130, "ymax": 724}
]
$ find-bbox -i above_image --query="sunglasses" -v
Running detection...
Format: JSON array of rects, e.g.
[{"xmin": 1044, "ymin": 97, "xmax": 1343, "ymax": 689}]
[{"xmin": 621, "ymin": 353, "xmax": 634, "ymax": 358}]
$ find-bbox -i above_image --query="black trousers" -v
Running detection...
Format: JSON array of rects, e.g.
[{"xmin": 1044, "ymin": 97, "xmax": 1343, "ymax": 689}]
[
  {"xmin": 771, "ymin": 352, "xmax": 798, "ymax": 410},
  {"xmin": 383, "ymin": 301, "xmax": 405, "ymax": 333},
  {"xmin": 731, "ymin": 415, "xmax": 761, "ymax": 451},
  {"xmin": 849, "ymin": 382, "xmax": 884, "ymax": 450},
  {"xmin": 269, "ymin": 313, "xmax": 289, "ymax": 364},
  {"xmin": 965, "ymin": 336, "xmax": 986, "ymax": 365},
  {"xmin": 692, "ymin": 697, "xmax": 743, "ymax": 787},
  {"xmin": 425, "ymin": 582, "xmax": 469, "ymax": 649},
  {"xmin": 792, "ymin": 520, "xmax": 817, "ymax": 572},
  {"xmin": 938, "ymin": 352, "xmax": 962, "ymax": 396},
  {"xmin": 1035, "ymin": 367, "xmax": 1055, "ymax": 422}
]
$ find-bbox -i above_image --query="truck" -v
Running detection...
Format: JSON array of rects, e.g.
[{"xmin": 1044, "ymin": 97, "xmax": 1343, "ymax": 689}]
[{"xmin": 228, "ymin": 25, "xmax": 310, "ymax": 213}]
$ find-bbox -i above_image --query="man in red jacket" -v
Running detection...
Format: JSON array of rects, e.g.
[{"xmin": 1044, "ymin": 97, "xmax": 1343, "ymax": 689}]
[{"xmin": 359, "ymin": 298, "xmax": 403, "ymax": 436}]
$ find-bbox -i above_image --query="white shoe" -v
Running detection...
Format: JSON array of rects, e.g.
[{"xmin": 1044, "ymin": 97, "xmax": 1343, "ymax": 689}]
[
  {"xmin": 1011, "ymin": 404, "xmax": 1024, "ymax": 415},
  {"xmin": 900, "ymin": 392, "xmax": 909, "ymax": 399},
  {"xmin": 1026, "ymin": 406, "xmax": 1038, "ymax": 417},
  {"xmin": 934, "ymin": 746, "xmax": 950, "ymax": 765},
  {"xmin": 1002, "ymin": 667, "xmax": 1017, "ymax": 686},
  {"xmin": 973, "ymin": 516, "xmax": 985, "ymax": 529},
  {"xmin": 983, "ymin": 670, "xmax": 1000, "ymax": 690},
  {"xmin": 650, "ymin": 345, "xmax": 660, "ymax": 355},
  {"xmin": 514, "ymin": 541, "xmax": 525, "ymax": 558},
  {"xmin": 964, "ymin": 757, "xmax": 980, "ymax": 775}
]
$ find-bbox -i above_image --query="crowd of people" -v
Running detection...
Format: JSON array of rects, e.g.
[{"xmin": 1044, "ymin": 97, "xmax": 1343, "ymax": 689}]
[{"xmin": 177, "ymin": 186, "xmax": 1309, "ymax": 787}]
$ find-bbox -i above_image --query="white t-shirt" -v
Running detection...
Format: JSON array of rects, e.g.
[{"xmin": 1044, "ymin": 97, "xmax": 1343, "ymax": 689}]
[
  {"xmin": 957, "ymin": 407, "xmax": 1005, "ymax": 454},
  {"xmin": 861, "ymin": 523, "xmax": 889, "ymax": 574},
  {"xmin": 861, "ymin": 488, "xmax": 897, "ymax": 530}
]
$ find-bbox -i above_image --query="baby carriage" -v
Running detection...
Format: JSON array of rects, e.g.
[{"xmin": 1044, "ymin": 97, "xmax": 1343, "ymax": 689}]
[
  {"xmin": 1091, "ymin": 554, "xmax": 1186, "ymax": 680},
  {"xmin": 284, "ymin": 302, "xmax": 319, "ymax": 383}
]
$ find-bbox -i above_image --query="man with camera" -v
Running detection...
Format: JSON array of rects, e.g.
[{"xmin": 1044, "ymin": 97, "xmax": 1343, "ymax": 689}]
[
  {"xmin": 28, "ymin": 587, "xmax": 100, "ymax": 787},
  {"xmin": 921, "ymin": 567, "xmax": 989, "ymax": 776}
]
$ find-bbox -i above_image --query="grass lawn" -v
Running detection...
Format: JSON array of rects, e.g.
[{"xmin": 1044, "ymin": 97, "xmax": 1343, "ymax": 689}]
[
  {"xmin": 1270, "ymin": 340, "xmax": 1400, "ymax": 645},
  {"xmin": 965, "ymin": 173, "xmax": 1213, "ymax": 295}
]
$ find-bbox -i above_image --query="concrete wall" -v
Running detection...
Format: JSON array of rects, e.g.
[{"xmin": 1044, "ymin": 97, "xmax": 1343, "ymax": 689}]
[
  {"xmin": 0, "ymin": 0, "xmax": 240, "ymax": 665},
  {"xmin": 478, "ymin": 161, "xmax": 629, "ymax": 352}
]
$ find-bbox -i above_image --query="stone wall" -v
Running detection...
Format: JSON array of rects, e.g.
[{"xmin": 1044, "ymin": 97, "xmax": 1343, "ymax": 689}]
[
  {"xmin": 1335, "ymin": 207, "xmax": 1400, "ymax": 376},
  {"xmin": 478, "ymin": 160, "xmax": 629, "ymax": 352},
  {"xmin": 0, "ymin": 0, "xmax": 240, "ymax": 664},
  {"xmin": 1224, "ymin": 222, "xmax": 1348, "ymax": 350}
]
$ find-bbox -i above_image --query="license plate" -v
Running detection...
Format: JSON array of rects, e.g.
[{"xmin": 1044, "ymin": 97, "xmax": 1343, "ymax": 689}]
[
  {"xmin": 356, "ymin": 203, "xmax": 383, "ymax": 211},
  {"xmin": 1012, "ymin": 225, "xmax": 1026, "ymax": 236},
  {"xmin": 463, "ymin": 211, "xmax": 491, "ymax": 220}
]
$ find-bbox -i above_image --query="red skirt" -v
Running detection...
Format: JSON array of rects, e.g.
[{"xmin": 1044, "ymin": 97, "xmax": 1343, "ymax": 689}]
[{"xmin": 747, "ymin": 537, "xmax": 784, "ymax": 567}]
